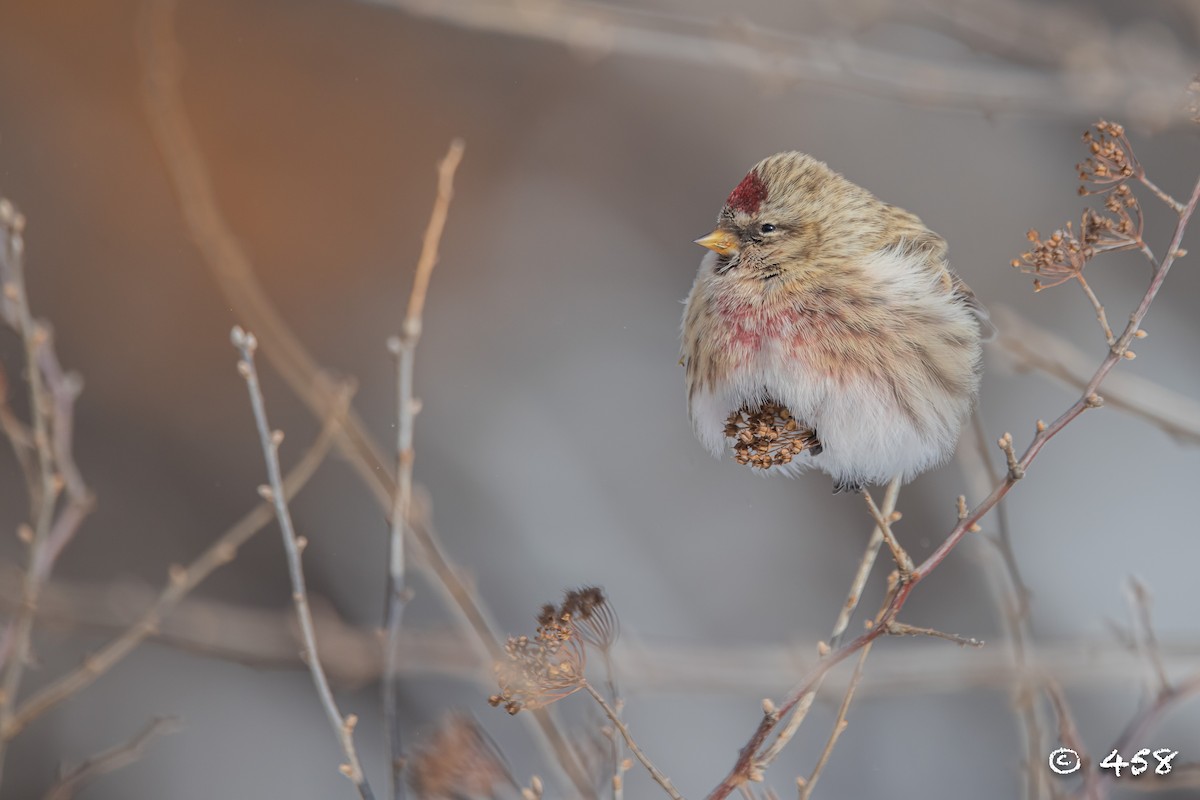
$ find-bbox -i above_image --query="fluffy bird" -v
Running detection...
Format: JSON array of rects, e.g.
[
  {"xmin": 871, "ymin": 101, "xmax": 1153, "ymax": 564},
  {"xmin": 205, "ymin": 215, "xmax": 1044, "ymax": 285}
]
[{"xmin": 681, "ymin": 151, "xmax": 986, "ymax": 491}]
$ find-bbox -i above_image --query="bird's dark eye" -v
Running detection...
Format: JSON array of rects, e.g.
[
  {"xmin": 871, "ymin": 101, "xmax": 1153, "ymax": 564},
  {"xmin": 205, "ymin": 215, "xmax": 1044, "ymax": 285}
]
[{"xmin": 759, "ymin": 223, "xmax": 776, "ymax": 234}]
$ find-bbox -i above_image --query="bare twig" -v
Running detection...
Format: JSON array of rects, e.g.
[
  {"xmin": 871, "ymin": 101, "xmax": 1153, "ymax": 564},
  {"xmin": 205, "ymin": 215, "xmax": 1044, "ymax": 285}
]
[
  {"xmin": 383, "ymin": 138, "xmax": 465, "ymax": 800},
  {"xmin": 583, "ymin": 683, "xmax": 683, "ymax": 800},
  {"xmin": 965, "ymin": 411, "xmax": 1050, "ymax": 800},
  {"xmin": 860, "ymin": 484, "xmax": 912, "ymax": 574},
  {"xmin": 2, "ymin": 383, "xmax": 351, "ymax": 741},
  {"xmin": 1137, "ymin": 173, "xmax": 1184, "ymax": 214},
  {"xmin": 705, "ymin": 167, "xmax": 1200, "ymax": 800},
  {"xmin": 886, "ymin": 622, "xmax": 984, "ymax": 648},
  {"xmin": 1045, "ymin": 680, "xmax": 1099, "ymax": 800},
  {"xmin": 0, "ymin": 363, "xmax": 37, "ymax": 499},
  {"xmin": 831, "ymin": 477, "xmax": 903, "ymax": 650},
  {"xmin": 232, "ymin": 327, "xmax": 374, "ymax": 800},
  {"xmin": 43, "ymin": 717, "xmax": 178, "ymax": 800},
  {"xmin": 0, "ymin": 197, "xmax": 58, "ymax": 761},
  {"xmin": 1126, "ymin": 578, "xmax": 1171, "ymax": 697},
  {"xmin": 756, "ymin": 477, "xmax": 901, "ymax": 770},
  {"xmin": 800, "ymin": 587, "xmax": 984, "ymax": 800},
  {"xmin": 0, "ymin": 197, "xmax": 96, "ymax": 784},
  {"xmin": 797, "ymin": 644, "xmax": 871, "ymax": 800},
  {"xmin": 1074, "ymin": 275, "xmax": 1115, "ymax": 345}
]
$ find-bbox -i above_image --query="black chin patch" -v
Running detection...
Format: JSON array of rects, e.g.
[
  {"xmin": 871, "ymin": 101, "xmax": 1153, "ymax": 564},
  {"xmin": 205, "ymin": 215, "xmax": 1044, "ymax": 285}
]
[{"xmin": 714, "ymin": 253, "xmax": 740, "ymax": 275}]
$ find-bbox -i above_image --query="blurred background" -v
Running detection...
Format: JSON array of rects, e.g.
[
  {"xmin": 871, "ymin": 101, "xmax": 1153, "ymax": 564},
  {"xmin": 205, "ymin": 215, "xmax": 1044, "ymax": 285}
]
[{"xmin": 1, "ymin": 0, "xmax": 1199, "ymax": 797}]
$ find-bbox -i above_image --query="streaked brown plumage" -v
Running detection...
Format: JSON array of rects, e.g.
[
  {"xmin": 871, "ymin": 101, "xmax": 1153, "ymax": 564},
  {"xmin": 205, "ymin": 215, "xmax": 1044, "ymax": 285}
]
[{"xmin": 681, "ymin": 152, "xmax": 986, "ymax": 489}]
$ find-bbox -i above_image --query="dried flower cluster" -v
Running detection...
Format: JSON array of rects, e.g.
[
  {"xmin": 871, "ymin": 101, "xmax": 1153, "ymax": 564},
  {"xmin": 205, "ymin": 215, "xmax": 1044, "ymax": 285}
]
[
  {"xmin": 489, "ymin": 587, "xmax": 618, "ymax": 715},
  {"xmin": 724, "ymin": 401, "xmax": 821, "ymax": 469},
  {"xmin": 556, "ymin": 586, "xmax": 619, "ymax": 652},
  {"xmin": 408, "ymin": 714, "xmax": 511, "ymax": 799},
  {"xmin": 1077, "ymin": 121, "xmax": 1139, "ymax": 193},
  {"xmin": 1083, "ymin": 185, "xmax": 1142, "ymax": 252},
  {"xmin": 1014, "ymin": 124, "xmax": 1147, "ymax": 290},
  {"xmin": 1013, "ymin": 224, "xmax": 1089, "ymax": 291}
]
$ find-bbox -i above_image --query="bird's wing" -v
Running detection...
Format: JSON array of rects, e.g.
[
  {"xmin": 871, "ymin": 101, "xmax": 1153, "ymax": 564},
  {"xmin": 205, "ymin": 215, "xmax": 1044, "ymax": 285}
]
[{"xmin": 879, "ymin": 203, "xmax": 996, "ymax": 341}]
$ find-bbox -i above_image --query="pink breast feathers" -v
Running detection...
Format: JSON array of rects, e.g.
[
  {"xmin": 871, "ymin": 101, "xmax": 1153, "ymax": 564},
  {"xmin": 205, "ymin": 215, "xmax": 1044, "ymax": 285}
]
[
  {"xmin": 726, "ymin": 170, "xmax": 768, "ymax": 214},
  {"xmin": 718, "ymin": 299, "xmax": 806, "ymax": 364}
]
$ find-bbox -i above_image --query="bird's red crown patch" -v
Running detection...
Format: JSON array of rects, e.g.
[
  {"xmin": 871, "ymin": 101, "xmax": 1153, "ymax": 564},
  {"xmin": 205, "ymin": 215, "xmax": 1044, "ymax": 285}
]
[{"xmin": 726, "ymin": 169, "xmax": 768, "ymax": 214}]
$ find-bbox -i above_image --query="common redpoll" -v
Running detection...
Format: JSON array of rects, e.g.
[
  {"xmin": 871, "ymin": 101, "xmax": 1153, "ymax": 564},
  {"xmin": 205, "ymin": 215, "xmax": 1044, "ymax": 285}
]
[{"xmin": 681, "ymin": 152, "xmax": 987, "ymax": 491}]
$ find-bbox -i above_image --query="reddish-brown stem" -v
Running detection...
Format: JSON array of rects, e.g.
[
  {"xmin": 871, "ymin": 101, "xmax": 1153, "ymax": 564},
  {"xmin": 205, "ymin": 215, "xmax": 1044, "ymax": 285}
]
[{"xmin": 704, "ymin": 173, "xmax": 1200, "ymax": 800}]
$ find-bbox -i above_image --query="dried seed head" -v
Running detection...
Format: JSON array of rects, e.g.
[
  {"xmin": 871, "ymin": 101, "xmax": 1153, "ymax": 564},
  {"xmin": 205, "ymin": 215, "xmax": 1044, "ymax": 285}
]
[
  {"xmin": 1078, "ymin": 121, "xmax": 1139, "ymax": 194},
  {"xmin": 725, "ymin": 400, "xmax": 821, "ymax": 469},
  {"xmin": 562, "ymin": 586, "xmax": 619, "ymax": 651},
  {"xmin": 491, "ymin": 607, "xmax": 587, "ymax": 715},
  {"xmin": 1082, "ymin": 185, "xmax": 1142, "ymax": 253},
  {"xmin": 408, "ymin": 713, "xmax": 510, "ymax": 799},
  {"xmin": 1013, "ymin": 222, "xmax": 1092, "ymax": 291}
]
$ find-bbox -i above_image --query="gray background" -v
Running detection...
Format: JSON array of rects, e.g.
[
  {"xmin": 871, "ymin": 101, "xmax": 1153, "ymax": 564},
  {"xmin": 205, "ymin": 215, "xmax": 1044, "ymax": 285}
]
[{"xmin": 0, "ymin": 0, "xmax": 1198, "ymax": 798}]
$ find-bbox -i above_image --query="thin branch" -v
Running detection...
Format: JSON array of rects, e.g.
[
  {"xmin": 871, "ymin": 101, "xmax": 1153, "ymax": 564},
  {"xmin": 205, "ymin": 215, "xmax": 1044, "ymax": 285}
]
[
  {"xmin": 0, "ymin": 196, "xmax": 96, "ymax": 785},
  {"xmin": 885, "ymin": 623, "xmax": 984, "ymax": 648},
  {"xmin": 584, "ymin": 683, "xmax": 683, "ymax": 800},
  {"xmin": 797, "ymin": 643, "xmax": 871, "ymax": 800},
  {"xmin": 966, "ymin": 411, "xmax": 1050, "ymax": 800},
  {"xmin": 0, "ymin": 197, "xmax": 59, "ymax": 757},
  {"xmin": 2, "ymin": 383, "xmax": 351, "ymax": 740},
  {"xmin": 383, "ymin": 138, "xmax": 465, "ymax": 800},
  {"xmin": 1126, "ymin": 578, "xmax": 1171, "ymax": 697},
  {"xmin": 831, "ymin": 476, "xmax": 903, "ymax": 650},
  {"xmin": 43, "ymin": 717, "xmax": 178, "ymax": 800},
  {"xmin": 599, "ymin": 649, "xmax": 628, "ymax": 800},
  {"xmin": 1137, "ymin": 173, "xmax": 1184, "ymax": 214},
  {"xmin": 232, "ymin": 327, "xmax": 374, "ymax": 800},
  {"xmin": 705, "ymin": 169, "xmax": 1200, "ymax": 800},
  {"xmin": 1045, "ymin": 680, "xmax": 1099, "ymax": 800},
  {"xmin": 0, "ymin": 363, "xmax": 38, "ymax": 500},
  {"xmin": 799, "ymin": 585, "xmax": 985, "ymax": 800},
  {"xmin": 860, "ymin": 484, "xmax": 912, "ymax": 574},
  {"xmin": 756, "ymin": 477, "xmax": 901, "ymax": 770},
  {"xmin": 1073, "ymin": 274, "xmax": 1114, "ymax": 346}
]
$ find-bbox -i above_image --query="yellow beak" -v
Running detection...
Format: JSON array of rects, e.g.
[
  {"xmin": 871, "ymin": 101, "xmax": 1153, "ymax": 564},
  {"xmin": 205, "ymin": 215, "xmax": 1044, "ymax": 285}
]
[{"xmin": 694, "ymin": 229, "xmax": 739, "ymax": 257}]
